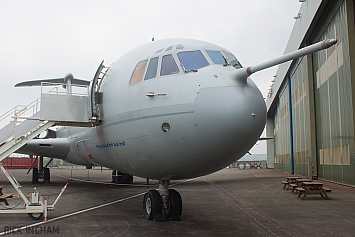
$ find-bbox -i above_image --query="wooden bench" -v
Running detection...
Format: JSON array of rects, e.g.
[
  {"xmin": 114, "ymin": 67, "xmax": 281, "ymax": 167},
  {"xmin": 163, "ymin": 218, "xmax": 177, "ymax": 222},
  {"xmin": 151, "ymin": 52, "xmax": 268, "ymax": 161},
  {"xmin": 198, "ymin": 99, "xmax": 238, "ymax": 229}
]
[
  {"xmin": 323, "ymin": 187, "xmax": 332, "ymax": 193},
  {"xmin": 296, "ymin": 187, "xmax": 305, "ymax": 196},
  {"xmin": 290, "ymin": 183, "xmax": 298, "ymax": 192},
  {"xmin": 281, "ymin": 181, "xmax": 289, "ymax": 189}
]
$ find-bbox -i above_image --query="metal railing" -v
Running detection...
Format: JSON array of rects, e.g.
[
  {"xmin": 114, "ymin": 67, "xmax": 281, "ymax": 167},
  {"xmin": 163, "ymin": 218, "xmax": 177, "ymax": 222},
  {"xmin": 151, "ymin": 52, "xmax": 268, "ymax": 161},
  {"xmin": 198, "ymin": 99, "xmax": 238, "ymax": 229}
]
[
  {"xmin": 40, "ymin": 82, "xmax": 89, "ymax": 97},
  {"xmin": 0, "ymin": 98, "xmax": 41, "ymax": 129}
]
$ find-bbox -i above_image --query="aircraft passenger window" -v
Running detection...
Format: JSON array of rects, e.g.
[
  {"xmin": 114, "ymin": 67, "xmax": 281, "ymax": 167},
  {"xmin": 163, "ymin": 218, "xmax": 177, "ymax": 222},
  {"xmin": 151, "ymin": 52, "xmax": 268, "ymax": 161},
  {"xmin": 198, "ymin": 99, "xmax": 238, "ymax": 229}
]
[
  {"xmin": 206, "ymin": 51, "xmax": 227, "ymax": 65},
  {"xmin": 177, "ymin": 51, "xmax": 209, "ymax": 72},
  {"xmin": 144, "ymin": 57, "xmax": 159, "ymax": 80},
  {"xmin": 161, "ymin": 54, "xmax": 179, "ymax": 76},
  {"xmin": 130, "ymin": 60, "xmax": 147, "ymax": 84}
]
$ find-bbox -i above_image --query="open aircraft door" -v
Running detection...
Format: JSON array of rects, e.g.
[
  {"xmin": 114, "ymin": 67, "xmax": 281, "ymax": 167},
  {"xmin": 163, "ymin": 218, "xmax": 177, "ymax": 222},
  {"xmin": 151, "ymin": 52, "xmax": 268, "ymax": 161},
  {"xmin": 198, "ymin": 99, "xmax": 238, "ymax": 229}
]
[{"xmin": 89, "ymin": 60, "xmax": 108, "ymax": 122}]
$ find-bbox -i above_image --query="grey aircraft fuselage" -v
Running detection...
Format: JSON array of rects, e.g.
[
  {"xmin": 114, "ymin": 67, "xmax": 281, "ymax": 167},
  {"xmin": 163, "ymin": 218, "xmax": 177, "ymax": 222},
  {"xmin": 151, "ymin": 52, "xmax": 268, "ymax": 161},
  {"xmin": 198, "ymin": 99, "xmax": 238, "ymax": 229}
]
[
  {"xmin": 19, "ymin": 38, "xmax": 337, "ymax": 181},
  {"xmin": 59, "ymin": 38, "xmax": 265, "ymax": 180}
]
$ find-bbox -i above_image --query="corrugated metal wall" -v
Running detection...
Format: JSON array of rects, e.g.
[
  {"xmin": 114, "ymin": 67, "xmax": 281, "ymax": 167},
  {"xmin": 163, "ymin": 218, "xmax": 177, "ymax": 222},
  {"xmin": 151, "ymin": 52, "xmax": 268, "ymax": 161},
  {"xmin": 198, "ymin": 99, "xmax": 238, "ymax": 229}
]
[
  {"xmin": 273, "ymin": 56, "xmax": 312, "ymax": 176},
  {"xmin": 270, "ymin": 0, "xmax": 355, "ymax": 185},
  {"xmin": 274, "ymin": 84, "xmax": 291, "ymax": 172},
  {"xmin": 313, "ymin": 1, "xmax": 355, "ymax": 185},
  {"xmin": 290, "ymin": 57, "xmax": 311, "ymax": 177}
]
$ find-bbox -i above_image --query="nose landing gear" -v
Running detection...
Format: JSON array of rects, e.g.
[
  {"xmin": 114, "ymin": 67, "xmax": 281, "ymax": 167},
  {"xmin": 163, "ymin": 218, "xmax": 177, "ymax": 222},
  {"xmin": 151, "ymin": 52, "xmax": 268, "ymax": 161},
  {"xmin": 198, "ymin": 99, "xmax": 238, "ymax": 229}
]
[
  {"xmin": 143, "ymin": 180, "xmax": 182, "ymax": 222},
  {"xmin": 143, "ymin": 190, "xmax": 162, "ymax": 220}
]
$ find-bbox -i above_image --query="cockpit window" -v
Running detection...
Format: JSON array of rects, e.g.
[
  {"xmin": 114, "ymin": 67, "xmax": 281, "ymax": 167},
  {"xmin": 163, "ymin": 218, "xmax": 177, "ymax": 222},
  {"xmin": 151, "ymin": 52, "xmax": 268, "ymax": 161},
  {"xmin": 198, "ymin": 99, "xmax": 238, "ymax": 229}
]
[
  {"xmin": 144, "ymin": 57, "xmax": 159, "ymax": 80},
  {"xmin": 155, "ymin": 48, "xmax": 164, "ymax": 54},
  {"xmin": 177, "ymin": 50, "xmax": 209, "ymax": 72},
  {"xmin": 130, "ymin": 60, "xmax": 147, "ymax": 84},
  {"xmin": 165, "ymin": 46, "xmax": 173, "ymax": 51},
  {"xmin": 223, "ymin": 51, "xmax": 242, "ymax": 69},
  {"xmin": 161, "ymin": 54, "xmax": 179, "ymax": 76},
  {"xmin": 206, "ymin": 51, "xmax": 227, "ymax": 65}
]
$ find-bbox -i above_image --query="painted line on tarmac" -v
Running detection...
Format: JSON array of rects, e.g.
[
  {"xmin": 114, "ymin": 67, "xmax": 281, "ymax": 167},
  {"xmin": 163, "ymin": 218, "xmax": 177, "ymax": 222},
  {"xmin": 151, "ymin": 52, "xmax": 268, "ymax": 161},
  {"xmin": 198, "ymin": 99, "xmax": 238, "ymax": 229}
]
[
  {"xmin": 56, "ymin": 174, "xmax": 159, "ymax": 187},
  {"xmin": 0, "ymin": 178, "xmax": 194, "ymax": 236},
  {"xmin": 55, "ymin": 173, "xmax": 195, "ymax": 187},
  {"xmin": 0, "ymin": 192, "xmax": 145, "ymax": 236}
]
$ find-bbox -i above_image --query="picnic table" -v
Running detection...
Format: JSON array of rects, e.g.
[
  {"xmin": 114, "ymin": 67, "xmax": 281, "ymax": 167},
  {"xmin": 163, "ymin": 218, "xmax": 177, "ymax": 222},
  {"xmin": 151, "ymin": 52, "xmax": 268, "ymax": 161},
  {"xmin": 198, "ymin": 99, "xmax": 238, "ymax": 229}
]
[
  {"xmin": 296, "ymin": 181, "xmax": 331, "ymax": 200},
  {"xmin": 295, "ymin": 179, "xmax": 313, "ymax": 187},
  {"xmin": 289, "ymin": 179, "xmax": 313, "ymax": 192},
  {"xmin": 287, "ymin": 177, "xmax": 302, "ymax": 183},
  {"xmin": 281, "ymin": 177, "xmax": 301, "ymax": 190}
]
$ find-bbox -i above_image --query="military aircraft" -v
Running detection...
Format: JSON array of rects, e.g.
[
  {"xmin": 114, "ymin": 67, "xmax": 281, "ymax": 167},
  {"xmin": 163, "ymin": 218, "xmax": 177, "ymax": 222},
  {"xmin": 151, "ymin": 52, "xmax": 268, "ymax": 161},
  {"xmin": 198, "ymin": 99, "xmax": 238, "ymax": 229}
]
[{"xmin": 11, "ymin": 38, "xmax": 336, "ymax": 221}]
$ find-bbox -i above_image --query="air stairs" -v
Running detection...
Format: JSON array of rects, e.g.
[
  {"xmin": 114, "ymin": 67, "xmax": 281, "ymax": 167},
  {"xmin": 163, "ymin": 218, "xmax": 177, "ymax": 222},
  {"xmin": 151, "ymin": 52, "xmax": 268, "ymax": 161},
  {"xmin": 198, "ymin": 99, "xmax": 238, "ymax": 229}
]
[
  {"xmin": 0, "ymin": 86, "xmax": 98, "ymax": 163},
  {"xmin": 0, "ymin": 82, "xmax": 99, "ymax": 220}
]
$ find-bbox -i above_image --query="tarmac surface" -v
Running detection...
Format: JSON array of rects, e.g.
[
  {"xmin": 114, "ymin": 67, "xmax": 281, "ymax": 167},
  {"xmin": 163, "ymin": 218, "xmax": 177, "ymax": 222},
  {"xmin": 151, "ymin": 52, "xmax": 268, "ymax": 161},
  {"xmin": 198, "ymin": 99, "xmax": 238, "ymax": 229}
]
[{"xmin": 0, "ymin": 167, "xmax": 354, "ymax": 236}]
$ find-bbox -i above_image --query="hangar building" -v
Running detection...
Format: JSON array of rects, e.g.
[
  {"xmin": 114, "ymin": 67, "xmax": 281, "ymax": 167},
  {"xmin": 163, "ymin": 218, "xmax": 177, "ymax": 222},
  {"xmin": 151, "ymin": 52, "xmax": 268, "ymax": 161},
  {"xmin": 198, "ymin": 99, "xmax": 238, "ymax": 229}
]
[{"xmin": 266, "ymin": 0, "xmax": 355, "ymax": 186}]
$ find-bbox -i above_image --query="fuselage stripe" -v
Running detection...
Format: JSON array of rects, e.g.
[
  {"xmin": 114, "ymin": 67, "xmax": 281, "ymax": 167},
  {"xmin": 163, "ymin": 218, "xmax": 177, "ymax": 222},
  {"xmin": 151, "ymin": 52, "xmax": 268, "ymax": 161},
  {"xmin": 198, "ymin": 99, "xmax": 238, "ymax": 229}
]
[{"xmin": 102, "ymin": 111, "xmax": 194, "ymax": 129}]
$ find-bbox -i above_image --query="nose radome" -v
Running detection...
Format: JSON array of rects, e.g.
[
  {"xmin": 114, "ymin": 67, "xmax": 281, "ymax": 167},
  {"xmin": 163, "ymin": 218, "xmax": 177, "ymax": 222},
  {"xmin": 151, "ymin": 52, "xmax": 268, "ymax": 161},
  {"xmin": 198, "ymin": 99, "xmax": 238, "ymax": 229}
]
[{"xmin": 194, "ymin": 86, "xmax": 266, "ymax": 154}]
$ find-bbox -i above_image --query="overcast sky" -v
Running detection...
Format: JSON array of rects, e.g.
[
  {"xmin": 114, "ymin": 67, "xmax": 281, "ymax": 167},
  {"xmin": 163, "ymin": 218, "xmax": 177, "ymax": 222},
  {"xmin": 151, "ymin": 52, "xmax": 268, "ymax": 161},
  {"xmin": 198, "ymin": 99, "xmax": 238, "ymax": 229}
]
[{"xmin": 0, "ymin": 0, "xmax": 302, "ymax": 154}]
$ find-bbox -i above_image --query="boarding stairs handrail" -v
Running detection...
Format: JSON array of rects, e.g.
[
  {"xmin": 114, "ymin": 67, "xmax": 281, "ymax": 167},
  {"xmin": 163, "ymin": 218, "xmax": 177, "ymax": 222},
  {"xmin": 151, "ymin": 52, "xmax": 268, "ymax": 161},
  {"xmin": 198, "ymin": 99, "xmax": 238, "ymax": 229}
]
[
  {"xmin": 0, "ymin": 98, "xmax": 41, "ymax": 126},
  {"xmin": 0, "ymin": 98, "xmax": 42, "ymax": 151}
]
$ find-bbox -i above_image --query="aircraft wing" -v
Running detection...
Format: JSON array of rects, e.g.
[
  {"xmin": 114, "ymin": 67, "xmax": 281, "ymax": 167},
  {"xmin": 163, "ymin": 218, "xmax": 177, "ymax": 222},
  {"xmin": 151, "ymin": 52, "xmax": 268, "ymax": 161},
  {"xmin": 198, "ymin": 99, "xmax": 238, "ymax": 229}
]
[{"xmin": 16, "ymin": 138, "xmax": 70, "ymax": 159}]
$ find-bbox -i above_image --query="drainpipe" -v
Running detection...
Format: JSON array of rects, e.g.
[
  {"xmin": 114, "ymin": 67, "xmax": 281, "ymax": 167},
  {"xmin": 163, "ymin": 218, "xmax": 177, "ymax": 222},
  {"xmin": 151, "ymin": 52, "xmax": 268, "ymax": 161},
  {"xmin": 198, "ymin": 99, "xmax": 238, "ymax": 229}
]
[{"xmin": 288, "ymin": 76, "xmax": 295, "ymax": 174}]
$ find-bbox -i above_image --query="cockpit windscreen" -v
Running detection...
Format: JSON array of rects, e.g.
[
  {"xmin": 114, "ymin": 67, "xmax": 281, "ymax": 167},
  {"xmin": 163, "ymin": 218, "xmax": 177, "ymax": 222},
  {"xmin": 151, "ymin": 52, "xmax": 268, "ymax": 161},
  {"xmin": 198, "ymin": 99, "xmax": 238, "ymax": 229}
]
[
  {"xmin": 177, "ymin": 51, "xmax": 209, "ymax": 72},
  {"xmin": 206, "ymin": 51, "xmax": 226, "ymax": 65}
]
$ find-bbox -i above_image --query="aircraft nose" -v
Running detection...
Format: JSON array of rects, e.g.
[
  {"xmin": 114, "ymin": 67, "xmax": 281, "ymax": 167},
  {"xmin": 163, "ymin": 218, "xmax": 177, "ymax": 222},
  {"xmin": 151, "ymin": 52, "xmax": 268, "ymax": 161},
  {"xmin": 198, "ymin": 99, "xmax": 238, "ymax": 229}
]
[{"xmin": 194, "ymin": 86, "xmax": 266, "ymax": 153}]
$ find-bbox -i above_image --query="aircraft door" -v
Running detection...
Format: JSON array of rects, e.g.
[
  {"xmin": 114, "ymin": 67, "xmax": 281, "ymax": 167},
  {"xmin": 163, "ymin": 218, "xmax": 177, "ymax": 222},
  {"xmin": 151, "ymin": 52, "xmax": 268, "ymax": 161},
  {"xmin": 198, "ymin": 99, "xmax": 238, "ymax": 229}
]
[{"xmin": 89, "ymin": 60, "xmax": 108, "ymax": 120}]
